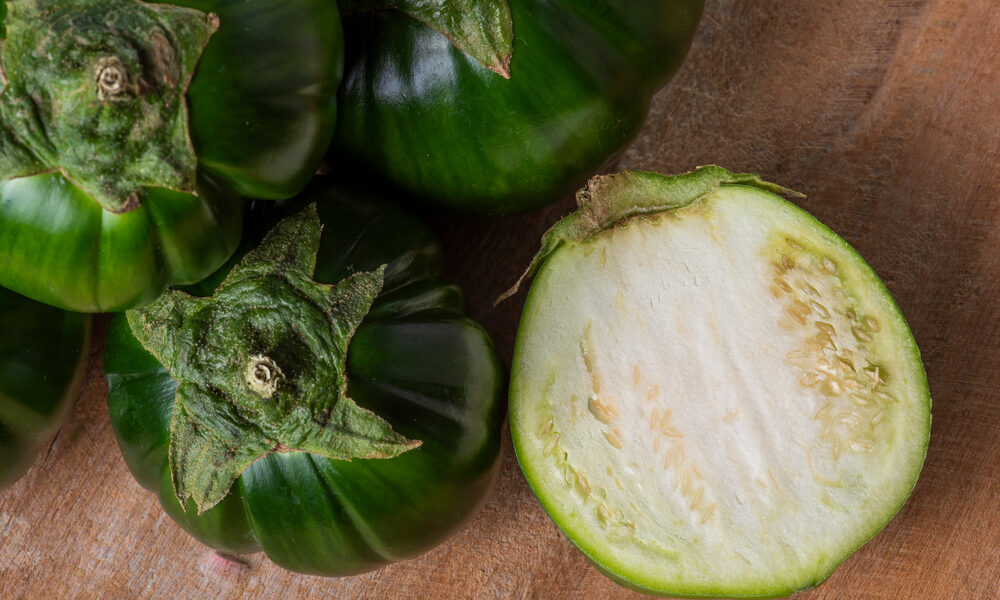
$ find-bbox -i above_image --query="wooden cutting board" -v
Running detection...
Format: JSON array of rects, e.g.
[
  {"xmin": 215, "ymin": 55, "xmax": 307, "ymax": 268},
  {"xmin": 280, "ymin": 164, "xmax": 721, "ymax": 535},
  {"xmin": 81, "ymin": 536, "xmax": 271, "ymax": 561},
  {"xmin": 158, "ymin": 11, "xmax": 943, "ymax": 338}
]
[{"xmin": 2, "ymin": 1, "xmax": 998, "ymax": 597}]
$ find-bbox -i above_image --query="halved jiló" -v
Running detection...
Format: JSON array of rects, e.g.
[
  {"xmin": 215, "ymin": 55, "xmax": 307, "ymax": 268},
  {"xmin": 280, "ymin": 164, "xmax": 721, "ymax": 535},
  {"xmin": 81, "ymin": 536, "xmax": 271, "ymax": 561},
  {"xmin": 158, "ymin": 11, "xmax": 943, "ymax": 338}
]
[{"xmin": 507, "ymin": 167, "xmax": 930, "ymax": 598}]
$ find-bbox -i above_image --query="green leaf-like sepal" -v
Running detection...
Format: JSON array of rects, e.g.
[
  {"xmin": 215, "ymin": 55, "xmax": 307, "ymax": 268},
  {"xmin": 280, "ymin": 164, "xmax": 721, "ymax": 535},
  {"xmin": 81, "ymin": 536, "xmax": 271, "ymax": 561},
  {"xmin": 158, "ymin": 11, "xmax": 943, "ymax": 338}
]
[
  {"xmin": 0, "ymin": 0, "xmax": 217, "ymax": 213},
  {"xmin": 498, "ymin": 166, "xmax": 803, "ymax": 303},
  {"xmin": 341, "ymin": 0, "xmax": 513, "ymax": 78},
  {"xmin": 127, "ymin": 205, "xmax": 421, "ymax": 513},
  {"xmin": 168, "ymin": 383, "xmax": 276, "ymax": 511}
]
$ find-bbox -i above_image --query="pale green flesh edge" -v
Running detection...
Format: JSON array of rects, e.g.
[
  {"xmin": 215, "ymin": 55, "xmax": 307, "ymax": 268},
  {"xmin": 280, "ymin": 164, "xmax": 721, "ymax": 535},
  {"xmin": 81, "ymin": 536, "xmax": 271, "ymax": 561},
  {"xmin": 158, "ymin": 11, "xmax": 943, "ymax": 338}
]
[{"xmin": 509, "ymin": 184, "xmax": 931, "ymax": 598}]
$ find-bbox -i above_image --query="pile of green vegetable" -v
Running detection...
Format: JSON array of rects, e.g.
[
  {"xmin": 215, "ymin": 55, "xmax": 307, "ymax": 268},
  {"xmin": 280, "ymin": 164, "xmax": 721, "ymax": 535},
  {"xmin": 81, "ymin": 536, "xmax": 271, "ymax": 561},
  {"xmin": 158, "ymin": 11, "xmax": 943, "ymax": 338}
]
[{"xmin": 0, "ymin": 0, "xmax": 932, "ymax": 596}]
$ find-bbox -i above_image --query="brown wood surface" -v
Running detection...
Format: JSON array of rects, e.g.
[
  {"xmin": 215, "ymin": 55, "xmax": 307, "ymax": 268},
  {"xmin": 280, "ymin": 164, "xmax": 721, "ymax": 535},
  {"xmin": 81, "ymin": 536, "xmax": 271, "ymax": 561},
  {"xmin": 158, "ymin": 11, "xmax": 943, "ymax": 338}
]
[{"xmin": 2, "ymin": 0, "xmax": 999, "ymax": 598}]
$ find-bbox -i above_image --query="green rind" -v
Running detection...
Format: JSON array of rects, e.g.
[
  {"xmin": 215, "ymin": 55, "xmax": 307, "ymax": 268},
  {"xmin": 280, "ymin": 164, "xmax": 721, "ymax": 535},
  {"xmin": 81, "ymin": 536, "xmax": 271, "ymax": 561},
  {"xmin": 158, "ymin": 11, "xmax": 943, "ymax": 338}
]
[
  {"xmin": 0, "ymin": 286, "xmax": 91, "ymax": 489},
  {"xmin": 509, "ymin": 172, "xmax": 930, "ymax": 598}
]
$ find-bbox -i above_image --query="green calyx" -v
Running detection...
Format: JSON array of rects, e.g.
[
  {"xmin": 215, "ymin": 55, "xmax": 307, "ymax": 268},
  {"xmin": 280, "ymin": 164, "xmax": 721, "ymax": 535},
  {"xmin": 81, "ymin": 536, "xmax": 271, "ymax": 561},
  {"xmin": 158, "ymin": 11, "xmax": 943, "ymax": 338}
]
[
  {"xmin": 498, "ymin": 166, "xmax": 801, "ymax": 303},
  {"xmin": 0, "ymin": 0, "xmax": 217, "ymax": 213},
  {"xmin": 126, "ymin": 205, "xmax": 421, "ymax": 514},
  {"xmin": 340, "ymin": 0, "xmax": 513, "ymax": 77}
]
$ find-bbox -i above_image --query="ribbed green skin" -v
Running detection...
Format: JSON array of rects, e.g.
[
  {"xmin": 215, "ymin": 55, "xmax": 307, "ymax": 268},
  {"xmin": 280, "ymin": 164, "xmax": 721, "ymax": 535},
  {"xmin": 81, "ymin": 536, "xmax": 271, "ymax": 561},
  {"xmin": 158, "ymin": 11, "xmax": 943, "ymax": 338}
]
[
  {"xmin": 334, "ymin": 0, "xmax": 704, "ymax": 215},
  {"xmin": 0, "ymin": 173, "xmax": 242, "ymax": 313},
  {"xmin": 0, "ymin": 286, "xmax": 90, "ymax": 489},
  {"xmin": 104, "ymin": 179, "xmax": 506, "ymax": 575},
  {"xmin": 0, "ymin": 0, "xmax": 343, "ymax": 312}
]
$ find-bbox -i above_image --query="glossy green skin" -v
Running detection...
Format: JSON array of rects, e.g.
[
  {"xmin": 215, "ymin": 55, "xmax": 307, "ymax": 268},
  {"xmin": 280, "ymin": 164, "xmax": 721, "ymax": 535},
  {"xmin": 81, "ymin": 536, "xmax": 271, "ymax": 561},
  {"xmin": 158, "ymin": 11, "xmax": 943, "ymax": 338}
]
[
  {"xmin": 0, "ymin": 286, "xmax": 90, "ymax": 489},
  {"xmin": 334, "ymin": 0, "xmax": 703, "ymax": 215},
  {"xmin": 0, "ymin": 173, "xmax": 242, "ymax": 312},
  {"xmin": 104, "ymin": 180, "xmax": 506, "ymax": 575},
  {"xmin": 178, "ymin": 0, "xmax": 343, "ymax": 200},
  {"xmin": 0, "ymin": 0, "xmax": 343, "ymax": 312}
]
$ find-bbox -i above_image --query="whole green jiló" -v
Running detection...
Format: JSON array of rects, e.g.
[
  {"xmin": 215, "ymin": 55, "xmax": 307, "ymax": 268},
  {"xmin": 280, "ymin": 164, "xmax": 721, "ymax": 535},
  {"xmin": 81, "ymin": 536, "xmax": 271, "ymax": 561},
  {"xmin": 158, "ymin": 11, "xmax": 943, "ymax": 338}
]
[
  {"xmin": 0, "ymin": 0, "xmax": 215, "ymax": 213},
  {"xmin": 105, "ymin": 188, "xmax": 505, "ymax": 575},
  {"xmin": 334, "ymin": 0, "xmax": 704, "ymax": 214},
  {"xmin": 0, "ymin": 0, "xmax": 342, "ymax": 312},
  {"xmin": 0, "ymin": 286, "xmax": 90, "ymax": 489},
  {"xmin": 125, "ymin": 206, "xmax": 417, "ymax": 513}
]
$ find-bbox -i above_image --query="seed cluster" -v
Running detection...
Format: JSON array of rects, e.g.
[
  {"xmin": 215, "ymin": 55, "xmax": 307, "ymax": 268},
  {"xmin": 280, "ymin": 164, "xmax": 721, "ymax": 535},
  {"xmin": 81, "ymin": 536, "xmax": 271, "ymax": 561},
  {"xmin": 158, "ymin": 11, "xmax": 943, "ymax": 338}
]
[
  {"xmin": 580, "ymin": 332, "xmax": 640, "ymax": 540},
  {"xmin": 538, "ymin": 411, "xmax": 640, "ymax": 542},
  {"xmin": 535, "ymin": 320, "xmax": 722, "ymax": 550},
  {"xmin": 772, "ymin": 238, "xmax": 894, "ymax": 466},
  {"xmin": 639, "ymin": 371, "xmax": 716, "ymax": 526},
  {"xmin": 534, "ymin": 327, "xmax": 641, "ymax": 544}
]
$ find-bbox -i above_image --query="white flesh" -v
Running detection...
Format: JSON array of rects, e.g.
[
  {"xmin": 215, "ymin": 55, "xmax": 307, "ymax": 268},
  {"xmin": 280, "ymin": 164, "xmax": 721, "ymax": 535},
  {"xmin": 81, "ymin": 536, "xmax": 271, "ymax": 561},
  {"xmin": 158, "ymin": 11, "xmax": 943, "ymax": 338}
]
[{"xmin": 511, "ymin": 185, "xmax": 929, "ymax": 597}]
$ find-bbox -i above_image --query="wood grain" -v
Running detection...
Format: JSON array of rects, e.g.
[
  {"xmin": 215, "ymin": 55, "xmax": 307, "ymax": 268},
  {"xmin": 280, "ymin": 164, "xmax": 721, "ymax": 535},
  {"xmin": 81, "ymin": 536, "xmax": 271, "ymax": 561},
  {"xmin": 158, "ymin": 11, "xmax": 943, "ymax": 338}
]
[{"xmin": 3, "ymin": 0, "xmax": 1000, "ymax": 597}]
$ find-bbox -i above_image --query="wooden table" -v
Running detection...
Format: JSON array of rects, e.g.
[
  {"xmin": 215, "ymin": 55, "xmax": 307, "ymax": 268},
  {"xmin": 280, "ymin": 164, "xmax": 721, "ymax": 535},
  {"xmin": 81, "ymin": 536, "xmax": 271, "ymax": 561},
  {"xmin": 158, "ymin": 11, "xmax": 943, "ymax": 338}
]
[{"xmin": 2, "ymin": 1, "xmax": 999, "ymax": 597}]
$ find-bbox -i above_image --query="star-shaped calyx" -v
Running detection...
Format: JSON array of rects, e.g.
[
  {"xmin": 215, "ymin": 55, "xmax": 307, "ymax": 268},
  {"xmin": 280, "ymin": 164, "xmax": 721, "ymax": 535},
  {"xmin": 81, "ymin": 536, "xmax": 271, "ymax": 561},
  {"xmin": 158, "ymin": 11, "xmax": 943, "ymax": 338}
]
[
  {"xmin": 127, "ymin": 205, "xmax": 421, "ymax": 514},
  {"xmin": 0, "ymin": 0, "xmax": 217, "ymax": 213}
]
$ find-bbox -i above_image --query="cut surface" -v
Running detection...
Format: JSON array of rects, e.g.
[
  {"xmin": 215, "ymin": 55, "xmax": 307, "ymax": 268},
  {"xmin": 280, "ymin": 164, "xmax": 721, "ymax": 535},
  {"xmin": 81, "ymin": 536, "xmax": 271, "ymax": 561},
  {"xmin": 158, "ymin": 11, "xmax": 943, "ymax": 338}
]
[{"xmin": 510, "ymin": 182, "xmax": 930, "ymax": 597}]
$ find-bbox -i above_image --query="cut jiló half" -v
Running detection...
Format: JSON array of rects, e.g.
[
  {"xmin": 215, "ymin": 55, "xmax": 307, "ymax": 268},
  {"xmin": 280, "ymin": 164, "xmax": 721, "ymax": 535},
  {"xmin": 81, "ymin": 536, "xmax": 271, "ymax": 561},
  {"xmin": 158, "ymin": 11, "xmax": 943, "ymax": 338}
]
[{"xmin": 507, "ymin": 167, "xmax": 930, "ymax": 598}]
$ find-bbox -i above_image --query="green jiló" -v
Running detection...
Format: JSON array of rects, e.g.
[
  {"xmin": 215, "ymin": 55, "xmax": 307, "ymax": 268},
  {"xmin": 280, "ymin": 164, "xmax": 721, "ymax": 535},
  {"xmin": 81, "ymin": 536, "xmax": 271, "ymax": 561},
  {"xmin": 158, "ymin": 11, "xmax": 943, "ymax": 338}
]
[
  {"xmin": 126, "ymin": 205, "xmax": 419, "ymax": 514},
  {"xmin": 0, "ymin": 286, "xmax": 90, "ymax": 489},
  {"xmin": 334, "ymin": 0, "xmax": 704, "ymax": 214},
  {"xmin": 0, "ymin": 0, "xmax": 343, "ymax": 312},
  {"xmin": 508, "ymin": 167, "xmax": 931, "ymax": 598},
  {"xmin": 0, "ymin": 0, "xmax": 216, "ymax": 213},
  {"xmin": 104, "ymin": 179, "xmax": 505, "ymax": 576}
]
